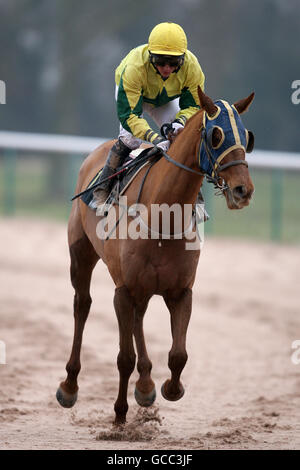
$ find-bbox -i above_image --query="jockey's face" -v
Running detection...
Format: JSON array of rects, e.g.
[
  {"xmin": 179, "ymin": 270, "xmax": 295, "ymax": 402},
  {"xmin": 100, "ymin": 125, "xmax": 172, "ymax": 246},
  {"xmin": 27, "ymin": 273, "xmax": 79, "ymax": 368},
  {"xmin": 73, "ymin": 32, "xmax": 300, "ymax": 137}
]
[{"xmin": 156, "ymin": 64, "xmax": 177, "ymax": 79}]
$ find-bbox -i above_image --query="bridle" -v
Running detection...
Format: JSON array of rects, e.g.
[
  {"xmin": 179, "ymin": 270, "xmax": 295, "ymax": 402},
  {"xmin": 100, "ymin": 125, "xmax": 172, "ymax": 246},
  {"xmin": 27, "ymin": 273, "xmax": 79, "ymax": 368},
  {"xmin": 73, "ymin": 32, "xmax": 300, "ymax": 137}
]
[
  {"xmin": 199, "ymin": 127, "xmax": 248, "ymax": 193},
  {"xmin": 157, "ymin": 124, "xmax": 248, "ymax": 195}
]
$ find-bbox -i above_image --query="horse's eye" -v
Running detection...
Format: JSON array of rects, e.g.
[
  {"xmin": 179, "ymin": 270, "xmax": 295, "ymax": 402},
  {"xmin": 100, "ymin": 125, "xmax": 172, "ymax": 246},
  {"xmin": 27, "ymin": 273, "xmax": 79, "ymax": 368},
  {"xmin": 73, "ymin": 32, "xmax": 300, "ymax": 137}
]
[{"xmin": 207, "ymin": 126, "xmax": 224, "ymax": 149}]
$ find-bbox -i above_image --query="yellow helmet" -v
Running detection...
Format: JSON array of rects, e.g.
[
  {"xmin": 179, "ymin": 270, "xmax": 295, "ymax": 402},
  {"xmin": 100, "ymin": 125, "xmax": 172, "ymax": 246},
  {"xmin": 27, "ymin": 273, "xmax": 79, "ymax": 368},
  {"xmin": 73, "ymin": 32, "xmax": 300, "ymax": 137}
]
[{"xmin": 148, "ymin": 22, "xmax": 187, "ymax": 56}]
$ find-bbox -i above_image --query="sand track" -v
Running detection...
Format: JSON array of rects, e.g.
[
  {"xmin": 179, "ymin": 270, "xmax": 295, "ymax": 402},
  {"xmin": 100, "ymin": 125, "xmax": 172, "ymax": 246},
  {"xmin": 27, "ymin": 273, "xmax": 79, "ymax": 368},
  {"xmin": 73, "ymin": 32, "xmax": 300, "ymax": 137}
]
[{"xmin": 0, "ymin": 218, "xmax": 300, "ymax": 450}]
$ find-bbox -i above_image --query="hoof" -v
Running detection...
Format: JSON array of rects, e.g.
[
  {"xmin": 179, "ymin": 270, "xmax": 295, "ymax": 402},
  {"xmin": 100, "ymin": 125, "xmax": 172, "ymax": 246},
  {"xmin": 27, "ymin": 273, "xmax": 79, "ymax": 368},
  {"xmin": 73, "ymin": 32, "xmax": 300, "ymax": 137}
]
[
  {"xmin": 114, "ymin": 416, "xmax": 126, "ymax": 426},
  {"xmin": 161, "ymin": 380, "xmax": 185, "ymax": 402},
  {"xmin": 56, "ymin": 384, "xmax": 78, "ymax": 409},
  {"xmin": 134, "ymin": 386, "xmax": 156, "ymax": 407}
]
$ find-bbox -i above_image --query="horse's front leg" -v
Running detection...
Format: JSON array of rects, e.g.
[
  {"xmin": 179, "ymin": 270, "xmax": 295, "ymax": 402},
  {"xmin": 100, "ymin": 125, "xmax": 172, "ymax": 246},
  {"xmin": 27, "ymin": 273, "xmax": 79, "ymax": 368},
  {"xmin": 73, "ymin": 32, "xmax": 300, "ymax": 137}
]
[
  {"xmin": 56, "ymin": 236, "xmax": 99, "ymax": 408},
  {"xmin": 133, "ymin": 300, "xmax": 156, "ymax": 407},
  {"xmin": 162, "ymin": 288, "xmax": 192, "ymax": 401},
  {"xmin": 113, "ymin": 286, "xmax": 136, "ymax": 424}
]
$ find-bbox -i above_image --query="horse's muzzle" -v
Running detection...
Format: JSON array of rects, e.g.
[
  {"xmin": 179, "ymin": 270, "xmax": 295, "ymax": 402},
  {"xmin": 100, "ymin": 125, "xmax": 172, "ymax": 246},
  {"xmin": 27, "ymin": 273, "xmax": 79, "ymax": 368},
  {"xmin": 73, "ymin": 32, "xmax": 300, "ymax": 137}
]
[{"xmin": 226, "ymin": 184, "xmax": 254, "ymax": 209}]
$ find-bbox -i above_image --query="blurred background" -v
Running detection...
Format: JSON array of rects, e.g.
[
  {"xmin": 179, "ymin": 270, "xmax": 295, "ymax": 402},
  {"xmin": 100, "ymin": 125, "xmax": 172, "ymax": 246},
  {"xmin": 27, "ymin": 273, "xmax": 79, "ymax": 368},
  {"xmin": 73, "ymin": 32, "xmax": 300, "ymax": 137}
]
[{"xmin": 0, "ymin": 0, "xmax": 299, "ymax": 242}]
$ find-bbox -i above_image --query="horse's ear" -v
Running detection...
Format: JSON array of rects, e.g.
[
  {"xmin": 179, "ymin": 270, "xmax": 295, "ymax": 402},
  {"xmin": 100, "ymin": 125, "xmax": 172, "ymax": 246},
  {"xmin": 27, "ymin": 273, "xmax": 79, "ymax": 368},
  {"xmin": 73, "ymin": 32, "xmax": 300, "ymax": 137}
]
[
  {"xmin": 197, "ymin": 85, "xmax": 218, "ymax": 118},
  {"xmin": 246, "ymin": 130, "xmax": 255, "ymax": 153},
  {"xmin": 233, "ymin": 92, "xmax": 255, "ymax": 115}
]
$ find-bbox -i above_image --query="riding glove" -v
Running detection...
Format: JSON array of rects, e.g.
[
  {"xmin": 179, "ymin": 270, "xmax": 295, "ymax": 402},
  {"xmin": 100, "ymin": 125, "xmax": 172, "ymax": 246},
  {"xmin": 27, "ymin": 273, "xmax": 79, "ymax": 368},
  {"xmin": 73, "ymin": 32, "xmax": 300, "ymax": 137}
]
[
  {"xmin": 156, "ymin": 140, "xmax": 170, "ymax": 153},
  {"xmin": 171, "ymin": 121, "xmax": 184, "ymax": 135},
  {"xmin": 161, "ymin": 121, "xmax": 184, "ymax": 139}
]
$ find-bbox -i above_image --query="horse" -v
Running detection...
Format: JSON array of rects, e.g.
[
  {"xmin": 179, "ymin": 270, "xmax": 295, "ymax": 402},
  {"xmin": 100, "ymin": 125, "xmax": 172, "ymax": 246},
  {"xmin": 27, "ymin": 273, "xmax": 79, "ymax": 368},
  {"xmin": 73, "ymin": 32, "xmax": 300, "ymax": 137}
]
[{"xmin": 56, "ymin": 86, "xmax": 255, "ymax": 424}]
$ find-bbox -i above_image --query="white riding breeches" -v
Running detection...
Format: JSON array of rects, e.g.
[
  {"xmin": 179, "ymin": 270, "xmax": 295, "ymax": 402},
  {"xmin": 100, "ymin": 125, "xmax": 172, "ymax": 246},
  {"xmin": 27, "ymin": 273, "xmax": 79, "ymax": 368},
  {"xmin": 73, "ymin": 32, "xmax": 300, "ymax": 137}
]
[{"xmin": 115, "ymin": 85, "xmax": 180, "ymax": 150}]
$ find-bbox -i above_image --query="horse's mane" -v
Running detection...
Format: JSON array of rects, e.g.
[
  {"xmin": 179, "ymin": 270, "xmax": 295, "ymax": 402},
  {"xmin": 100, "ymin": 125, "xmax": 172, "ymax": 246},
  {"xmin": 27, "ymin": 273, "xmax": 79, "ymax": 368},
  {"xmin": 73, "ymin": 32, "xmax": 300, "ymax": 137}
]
[
  {"xmin": 184, "ymin": 107, "xmax": 204, "ymax": 130},
  {"xmin": 171, "ymin": 108, "xmax": 203, "ymax": 147}
]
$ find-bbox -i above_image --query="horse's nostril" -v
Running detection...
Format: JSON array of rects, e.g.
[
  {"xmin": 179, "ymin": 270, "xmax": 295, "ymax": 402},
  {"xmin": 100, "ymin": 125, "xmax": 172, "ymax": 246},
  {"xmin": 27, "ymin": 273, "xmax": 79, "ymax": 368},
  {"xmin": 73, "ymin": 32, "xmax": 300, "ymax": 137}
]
[{"xmin": 233, "ymin": 185, "xmax": 247, "ymax": 199}]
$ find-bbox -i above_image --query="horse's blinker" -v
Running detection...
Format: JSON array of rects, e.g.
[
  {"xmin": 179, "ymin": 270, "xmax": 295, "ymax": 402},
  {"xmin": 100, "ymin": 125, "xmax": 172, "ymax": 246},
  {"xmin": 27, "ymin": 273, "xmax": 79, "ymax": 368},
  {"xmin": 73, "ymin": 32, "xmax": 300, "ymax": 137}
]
[{"xmin": 198, "ymin": 100, "xmax": 254, "ymax": 181}]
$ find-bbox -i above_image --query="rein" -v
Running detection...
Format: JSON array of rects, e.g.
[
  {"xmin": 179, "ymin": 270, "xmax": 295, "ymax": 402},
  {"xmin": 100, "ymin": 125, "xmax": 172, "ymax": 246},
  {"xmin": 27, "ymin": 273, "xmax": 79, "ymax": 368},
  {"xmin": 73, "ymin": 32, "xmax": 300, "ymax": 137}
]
[{"xmin": 159, "ymin": 148, "xmax": 204, "ymax": 177}]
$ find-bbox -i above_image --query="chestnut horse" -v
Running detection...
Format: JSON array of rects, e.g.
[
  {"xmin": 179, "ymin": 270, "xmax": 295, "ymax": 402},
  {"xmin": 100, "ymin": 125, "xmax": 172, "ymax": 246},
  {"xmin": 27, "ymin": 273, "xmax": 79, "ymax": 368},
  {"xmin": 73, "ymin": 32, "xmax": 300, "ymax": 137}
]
[{"xmin": 56, "ymin": 87, "xmax": 255, "ymax": 424}]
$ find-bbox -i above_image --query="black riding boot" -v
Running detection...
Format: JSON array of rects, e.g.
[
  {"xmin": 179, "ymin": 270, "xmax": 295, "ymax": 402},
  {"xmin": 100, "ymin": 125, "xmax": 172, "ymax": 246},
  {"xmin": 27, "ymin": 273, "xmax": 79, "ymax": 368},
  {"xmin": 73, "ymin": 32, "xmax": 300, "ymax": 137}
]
[{"xmin": 91, "ymin": 138, "xmax": 131, "ymax": 209}]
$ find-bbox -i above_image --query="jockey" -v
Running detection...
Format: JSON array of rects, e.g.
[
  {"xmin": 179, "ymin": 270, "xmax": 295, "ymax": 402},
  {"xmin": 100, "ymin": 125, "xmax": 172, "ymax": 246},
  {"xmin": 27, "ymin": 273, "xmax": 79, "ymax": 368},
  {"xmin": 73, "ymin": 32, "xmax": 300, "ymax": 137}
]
[{"xmin": 93, "ymin": 22, "xmax": 205, "ymax": 206}]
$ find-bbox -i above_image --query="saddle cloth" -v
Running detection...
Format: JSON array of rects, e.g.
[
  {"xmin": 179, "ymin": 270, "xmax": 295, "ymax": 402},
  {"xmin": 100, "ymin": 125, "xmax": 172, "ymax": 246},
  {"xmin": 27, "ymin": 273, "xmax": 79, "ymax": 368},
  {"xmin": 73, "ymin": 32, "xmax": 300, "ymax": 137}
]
[{"xmin": 80, "ymin": 148, "xmax": 153, "ymax": 209}]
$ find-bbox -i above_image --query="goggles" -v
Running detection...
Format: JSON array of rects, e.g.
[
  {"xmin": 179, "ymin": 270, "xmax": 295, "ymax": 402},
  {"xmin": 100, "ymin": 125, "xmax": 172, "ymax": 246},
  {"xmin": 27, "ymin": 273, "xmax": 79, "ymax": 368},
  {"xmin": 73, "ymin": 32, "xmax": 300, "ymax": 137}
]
[{"xmin": 150, "ymin": 53, "xmax": 184, "ymax": 68}]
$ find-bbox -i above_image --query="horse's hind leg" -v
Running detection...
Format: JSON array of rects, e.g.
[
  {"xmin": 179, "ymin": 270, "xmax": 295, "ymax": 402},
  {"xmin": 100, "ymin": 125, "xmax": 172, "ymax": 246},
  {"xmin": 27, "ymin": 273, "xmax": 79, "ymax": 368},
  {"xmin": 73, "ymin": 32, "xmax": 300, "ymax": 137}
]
[
  {"xmin": 113, "ymin": 286, "xmax": 136, "ymax": 424},
  {"xmin": 56, "ymin": 234, "xmax": 99, "ymax": 408},
  {"xmin": 161, "ymin": 288, "xmax": 192, "ymax": 401},
  {"xmin": 133, "ymin": 300, "xmax": 156, "ymax": 407}
]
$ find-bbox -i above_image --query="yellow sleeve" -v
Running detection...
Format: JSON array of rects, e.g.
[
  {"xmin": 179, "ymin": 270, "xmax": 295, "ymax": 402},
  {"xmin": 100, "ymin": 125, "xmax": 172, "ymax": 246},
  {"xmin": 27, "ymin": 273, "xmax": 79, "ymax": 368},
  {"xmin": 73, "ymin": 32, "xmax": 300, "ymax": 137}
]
[
  {"xmin": 175, "ymin": 62, "xmax": 205, "ymax": 125},
  {"xmin": 117, "ymin": 65, "xmax": 161, "ymax": 143}
]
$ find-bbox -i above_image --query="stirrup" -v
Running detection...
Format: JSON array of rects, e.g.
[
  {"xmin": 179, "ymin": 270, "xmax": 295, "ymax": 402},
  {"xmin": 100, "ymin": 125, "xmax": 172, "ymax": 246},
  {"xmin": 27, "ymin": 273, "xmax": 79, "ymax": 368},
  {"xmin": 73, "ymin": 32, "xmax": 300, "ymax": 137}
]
[
  {"xmin": 89, "ymin": 197, "xmax": 110, "ymax": 217},
  {"xmin": 96, "ymin": 201, "xmax": 109, "ymax": 217},
  {"xmin": 195, "ymin": 203, "xmax": 210, "ymax": 224},
  {"xmin": 196, "ymin": 191, "xmax": 210, "ymax": 223},
  {"xmin": 89, "ymin": 188, "xmax": 109, "ymax": 210}
]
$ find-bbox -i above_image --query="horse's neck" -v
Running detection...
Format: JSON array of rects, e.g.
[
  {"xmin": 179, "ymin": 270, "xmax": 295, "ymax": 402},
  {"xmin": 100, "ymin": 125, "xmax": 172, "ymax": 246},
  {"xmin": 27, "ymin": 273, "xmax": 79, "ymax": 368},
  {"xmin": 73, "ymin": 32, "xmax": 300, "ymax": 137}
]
[{"xmin": 149, "ymin": 112, "xmax": 204, "ymax": 206}]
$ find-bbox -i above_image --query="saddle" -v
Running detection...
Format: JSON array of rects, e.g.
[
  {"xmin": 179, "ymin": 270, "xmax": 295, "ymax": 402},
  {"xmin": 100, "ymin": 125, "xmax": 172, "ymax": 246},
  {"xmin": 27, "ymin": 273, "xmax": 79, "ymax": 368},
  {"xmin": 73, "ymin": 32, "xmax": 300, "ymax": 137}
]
[
  {"xmin": 80, "ymin": 148, "xmax": 160, "ymax": 210},
  {"xmin": 77, "ymin": 146, "xmax": 208, "ymax": 229}
]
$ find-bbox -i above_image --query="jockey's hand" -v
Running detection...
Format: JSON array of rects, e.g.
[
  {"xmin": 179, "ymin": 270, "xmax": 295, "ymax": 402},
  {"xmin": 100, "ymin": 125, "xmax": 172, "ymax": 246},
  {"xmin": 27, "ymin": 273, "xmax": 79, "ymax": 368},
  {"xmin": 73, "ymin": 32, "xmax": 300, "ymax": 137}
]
[
  {"xmin": 171, "ymin": 121, "xmax": 184, "ymax": 135},
  {"xmin": 156, "ymin": 139, "xmax": 170, "ymax": 153},
  {"xmin": 161, "ymin": 121, "xmax": 184, "ymax": 140},
  {"xmin": 160, "ymin": 123, "xmax": 173, "ymax": 139}
]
